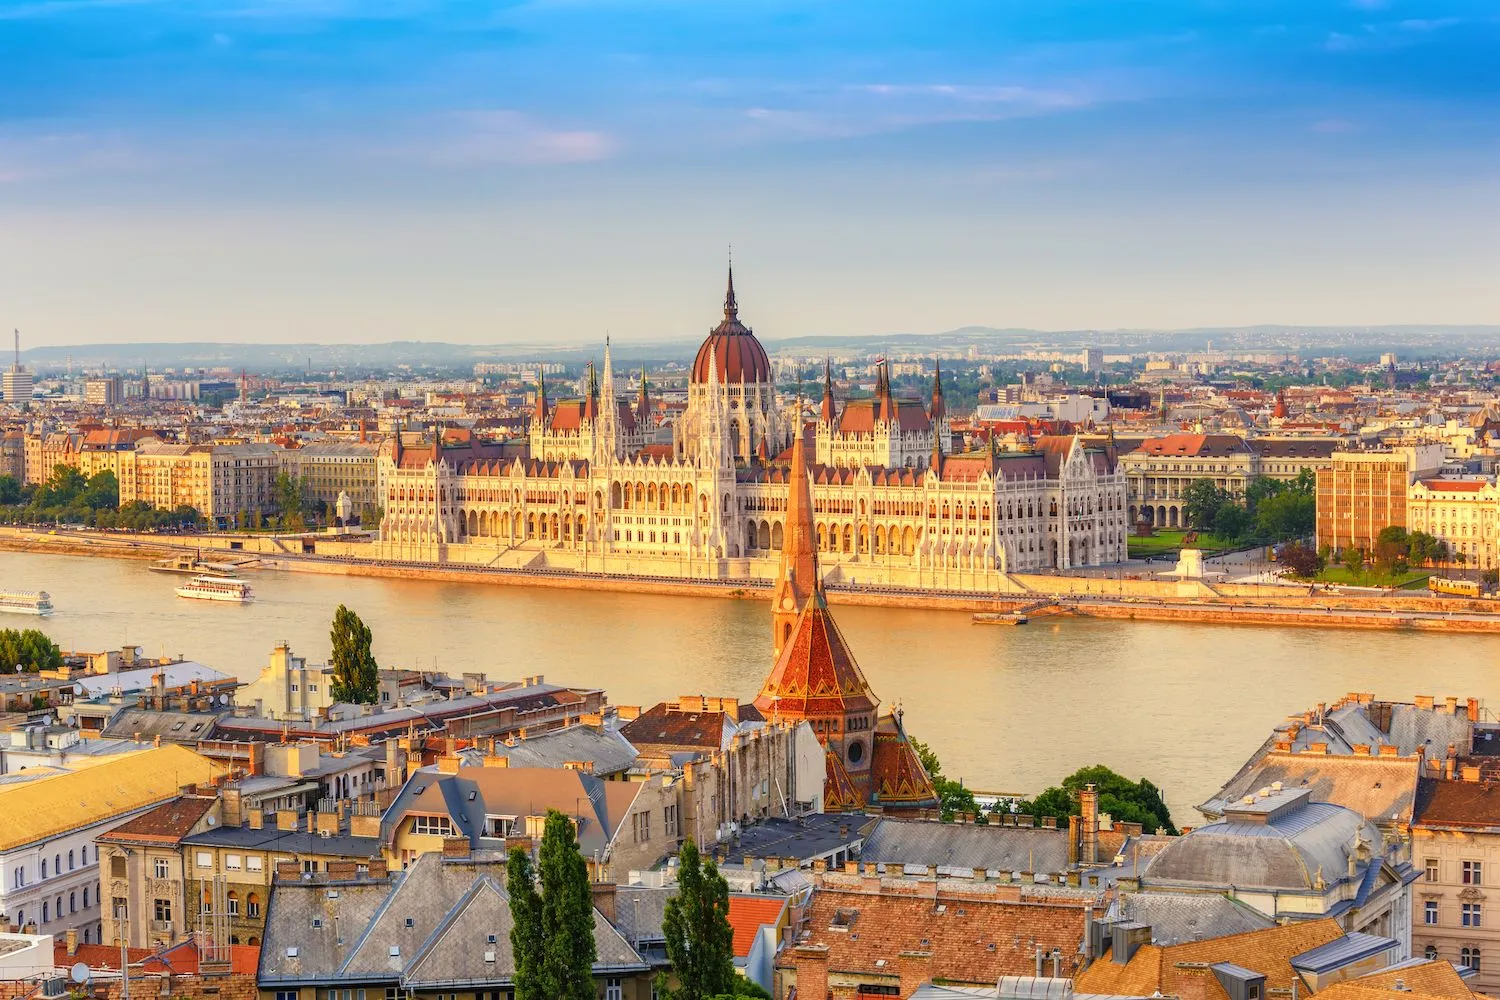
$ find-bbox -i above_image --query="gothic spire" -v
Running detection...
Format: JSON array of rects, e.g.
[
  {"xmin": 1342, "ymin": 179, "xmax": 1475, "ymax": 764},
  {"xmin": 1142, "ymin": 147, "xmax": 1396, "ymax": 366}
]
[
  {"xmin": 637, "ymin": 365, "xmax": 650, "ymax": 422},
  {"xmin": 723, "ymin": 258, "xmax": 738, "ymax": 322},
  {"xmin": 821, "ymin": 358, "xmax": 836, "ymax": 424},
  {"xmin": 929, "ymin": 359, "xmax": 945, "ymax": 422},
  {"xmin": 770, "ymin": 419, "xmax": 820, "ymax": 659}
]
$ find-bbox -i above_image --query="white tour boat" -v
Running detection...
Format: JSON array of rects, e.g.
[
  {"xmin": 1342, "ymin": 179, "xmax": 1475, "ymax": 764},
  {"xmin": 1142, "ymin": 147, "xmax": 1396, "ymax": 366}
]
[
  {"xmin": 174, "ymin": 575, "xmax": 254, "ymax": 604},
  {"xmin": 0, "ymin": 591, "xmax": 54, "ymax": 616}
]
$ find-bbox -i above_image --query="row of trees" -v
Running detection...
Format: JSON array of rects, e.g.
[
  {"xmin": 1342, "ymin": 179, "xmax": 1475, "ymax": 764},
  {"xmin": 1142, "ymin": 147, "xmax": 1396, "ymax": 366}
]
[
  {"xmin": 1181, "ymin": 469, "xmax": 1316, "ymax": 545},
  {"xmin": 508, "ymin": 812, "xmax": 764, "ymax": 1000},
  {"xmin": 0, "ymin": 467, "xmax": 203, "ymax": 530},
  {"xmin": 0, "ymin": 628, "xmax": 64, "ymax": 674},
  {"xmin": 1277, "ymin": 527, "xmax": 1472, "ymax": 582}
]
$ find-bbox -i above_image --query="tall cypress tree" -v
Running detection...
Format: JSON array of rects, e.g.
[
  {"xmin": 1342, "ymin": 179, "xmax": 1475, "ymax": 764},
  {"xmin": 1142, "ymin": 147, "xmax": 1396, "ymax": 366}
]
[
  {"xmin": 661, "ymin": 839, "xmax": 737, "ymax": 1000},
  {"xmin": 329, "ymin": 604, "xmax": 378, "ymax": 703},
  {"xmin": 507, "ymin": 848, "xmax": 543, "ymax": 1000},
  {"xmin": 537, "ymin": 809, "xmax": 597, "ymax": 1000}
]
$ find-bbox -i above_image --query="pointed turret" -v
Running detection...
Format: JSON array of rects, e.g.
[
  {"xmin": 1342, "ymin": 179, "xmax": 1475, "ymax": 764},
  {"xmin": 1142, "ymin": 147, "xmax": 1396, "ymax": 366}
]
[
  {"xmin": 582, "ymin": 362, "xmax": 599, "ymax": 421},
  {"xmin": 535, "ymin": 368, "xmax": 549, "ymax": 423},
  {"xmin": 636, "ymin": 366, "xmax": 651, "ymax": 424},
  {"xmin": 770, "ymin": 422, "xmax": 819, "ymax": 659},
  {"xmin": 723, "ymin": 261, "xmax": 738, "ymax": 323},
  {"xmin": 929, "ymin": 359, "xmax": 945, "ymax": 422},
  {"xmin": 820, "ymin": 359, "xmax": 836, "ymax": 424}
]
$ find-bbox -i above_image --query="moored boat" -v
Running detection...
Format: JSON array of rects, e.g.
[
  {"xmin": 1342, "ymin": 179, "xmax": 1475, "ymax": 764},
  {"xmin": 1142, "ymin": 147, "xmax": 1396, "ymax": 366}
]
[{"xmin": 174, "ymin": 575, "xmax": 253, "ymax": 604}]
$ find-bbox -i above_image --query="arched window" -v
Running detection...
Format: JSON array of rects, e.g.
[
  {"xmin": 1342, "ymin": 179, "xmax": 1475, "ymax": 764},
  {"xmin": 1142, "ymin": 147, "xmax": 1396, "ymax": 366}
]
[
  {"xmin": 70, "ymin": 892, "xmax": 76, "ymax": 913},
  {"xmin": 68, "ymin": 850, "xmax": 75, "ymax": 871},
  {"xmin": 83, "ymin": 887, "xmax": 90, "ymax": 908},
  {"xmin": 247, "ymin": 893, "xmax": 262, "ymax": 918},
  {"xmin": 41, "ymin": 902, "xmax": 48, "ymax": 924},
  {"xmin": 1462, "ymin": 947, "xmax": 1481, "ymax": 972},
  {"xmin": 41, "ymin": 859, "xmax": 47, "ymax": 879},
  {"xmin": 1426, "ymin": 946, "xmax": 1439, "ymax": 960}
]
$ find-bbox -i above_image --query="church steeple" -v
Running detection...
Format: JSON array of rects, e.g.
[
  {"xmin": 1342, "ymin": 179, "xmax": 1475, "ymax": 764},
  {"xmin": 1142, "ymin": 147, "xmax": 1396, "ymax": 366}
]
[
  {"xmin": 636, "ymin": 366, "xmax": 651, "ymax": 424},
  {"xmin": 770, "ymin": 422, "xmax": 819, "ymax": 660}
]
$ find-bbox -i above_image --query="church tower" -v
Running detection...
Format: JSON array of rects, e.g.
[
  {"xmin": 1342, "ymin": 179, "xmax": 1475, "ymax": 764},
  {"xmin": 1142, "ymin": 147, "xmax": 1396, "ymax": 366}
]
[{"xmin": 770, "ymin": 423, "xmax": 819, "ymax": 660}]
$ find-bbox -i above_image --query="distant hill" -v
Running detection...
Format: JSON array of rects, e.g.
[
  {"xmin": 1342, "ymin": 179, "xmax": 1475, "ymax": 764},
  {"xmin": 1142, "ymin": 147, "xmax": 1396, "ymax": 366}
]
[{"xmin": 17, "ymin": 324, "xmax": 1500, "ymax": 371}]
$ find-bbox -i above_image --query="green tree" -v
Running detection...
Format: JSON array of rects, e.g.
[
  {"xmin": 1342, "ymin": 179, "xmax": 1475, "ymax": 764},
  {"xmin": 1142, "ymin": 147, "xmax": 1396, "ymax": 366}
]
[
  {"xmin": 1182, "ymin": 480, "xmax": 1228, "ymax": 529},
  {"xmin": 1341, "ymin": 545, "xmax": 1364, "ymax": 578},
  {"xmin": 538, "ymin": 810, "xmax": 597, "ymax": 1000},
  {"xmin": 80, "ymin": 470, "xmax": 119, "ymax": 510},
  {"xmin": 1243, "ymin": 475, "xmax": 1285, "ymax": 513},
  {"xmin": 0, "ymin": 629, "xmax": 64, "ymax": 674},
  {"xmin": 329, "ymin": 604, "xmax": 379, "ymax": 703},
  {"xmin": 1254, "ymin": 490, "xmax": 1314, "ymax": 542},
  {"xmin": 1212, "ymin": 501, "xmax": 1250, "ymax": 541},
  {"xmin": 910, "ymin": 738, "xmax": 980, "ymax": 822},
  {"xmin": 661, "ymin": 839, "xmax": 736, "ymax": 1000},
  {"xmin": 507, "ymin": 848, "xmax": 543, "ymax": 1000},
  {"xmin": 0, "ymin": 475, "xmax": 21, "ymax": 505},
  {"xmin": 1017, "ymin": 764, "xmax": 1178, "ymax": 836},
  {"xmin": 1373, "ymin": 526, "xmax": 1409, "ymax": 576}
]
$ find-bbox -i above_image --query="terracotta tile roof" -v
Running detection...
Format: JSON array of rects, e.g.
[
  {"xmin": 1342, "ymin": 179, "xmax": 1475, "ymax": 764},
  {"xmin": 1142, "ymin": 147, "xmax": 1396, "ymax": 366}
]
[
  {"xmin": 1074, "ymin": 918, "xmax": 1345, "ymax": 1000},
  {"xmin": 1353, "ymin": 959, "xmax": 1475, "ymax": 999},
  {"xmin": 1413, "ymin": 777, "xmax": 1500, "ymax": 830},
  {"xmin": 726, "ymin": 895, "xmax": 786, "ymax": 959},
  {"xmin": 868, "ymin": 715, "xmax": 938, "ymax": 810},
  {"xmin": 1419, "ymin": 479, "xmax": 1489, "ymax": 493},
  {"xmin": 620, "ymin": 702, "xmax": 741, "ymax": 753},
  {"xmin": 1128, "ymin": 434, "xmax": 1250, "ymax": 458},
  {"xmin": 782, "ymin": 883, "xmax": 1090, "ymax": 987},
  {"xmin": 97, "ymin": 794, "xmax": 217, "ymax": 846},
  {"xmin": 754, "ymin": 592, "xmax": 878, "ymax": 721},
  {"xmin": 1315, "ymin": 985, "xmax": 1458, "ymax": 1000}
]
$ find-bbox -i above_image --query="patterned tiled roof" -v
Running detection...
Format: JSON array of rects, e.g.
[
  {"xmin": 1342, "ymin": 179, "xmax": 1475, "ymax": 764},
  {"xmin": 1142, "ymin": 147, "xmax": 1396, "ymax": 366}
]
[
  {"xmin": 756, "ymin": 592, "xmax": 878, "ymax": 720},
  {"xmin": 868, "ymin": 715, "xmax": 939, "ymax": 809}
]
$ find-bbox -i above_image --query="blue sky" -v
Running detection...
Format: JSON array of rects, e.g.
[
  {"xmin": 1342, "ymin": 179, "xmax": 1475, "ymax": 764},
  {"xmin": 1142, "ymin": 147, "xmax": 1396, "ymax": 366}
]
[{"xmin": 1, "ymin": 0, "xmax": 1497, "ymax": 345}]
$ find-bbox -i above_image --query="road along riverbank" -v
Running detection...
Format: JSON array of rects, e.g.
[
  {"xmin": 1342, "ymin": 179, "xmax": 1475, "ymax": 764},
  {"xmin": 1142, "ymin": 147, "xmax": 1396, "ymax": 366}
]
[{"xmin": 4, "ymin": 526, "xmax": 1499, "ymax": 627}]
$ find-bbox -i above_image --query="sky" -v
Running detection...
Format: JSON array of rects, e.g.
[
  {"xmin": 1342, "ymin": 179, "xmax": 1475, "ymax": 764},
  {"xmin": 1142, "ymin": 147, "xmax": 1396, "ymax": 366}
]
[{"xmin": 1, "ymin": 0, "xmax": 1497, "ymax": 347}]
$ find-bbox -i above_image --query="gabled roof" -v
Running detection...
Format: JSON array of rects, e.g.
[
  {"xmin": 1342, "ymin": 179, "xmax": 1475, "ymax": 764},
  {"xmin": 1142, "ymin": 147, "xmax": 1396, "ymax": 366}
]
[
  {"xmin": 726, "ymin": 894, "xmax": 786, "ymax": 959},
  {"xmin": 861, "ymin": 819, "xmax": 1068, "ymax": 874}
]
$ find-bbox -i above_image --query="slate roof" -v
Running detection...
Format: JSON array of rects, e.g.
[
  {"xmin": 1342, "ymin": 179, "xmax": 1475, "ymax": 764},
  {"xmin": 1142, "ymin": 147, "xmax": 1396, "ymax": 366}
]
[
  {"xmin": 182, "ymin": 823, "xmax": 382, "ymax": 859},
  {"xmin": 1290, "ymin": 932, "xmax": 1399, "ymax": 974},
  {"xmin": 458, "ymin": 725, "xmax": 638, "ymax": 775},
  {"xmin": 719, "ymin": 813, "xmax": 873, "ymax": 866},
  {"xmin": 101, "ymin": 708, "xmax": 225, "ymax": 743},
  {"xmin": 861, "ymin": 819, "xmax": 1069, "ymax": 875},
  {"xmin": 259, "ymin": 854, "xmax": 646, "ymax": 987},
  {"xmin": 1106, "ymin": 892, "xmax": 1276, "ymax": 946},
  {"xmin": 1147, "ymin": 797, "xmax": 1376, "ymax": 892},
  {"xmin": 1200, "ymin": 752, "xmax": 1423, "ymax": 828},
  {"xmin": 381, "ymin": 766, "xmax": 641, "ymax": 859}
]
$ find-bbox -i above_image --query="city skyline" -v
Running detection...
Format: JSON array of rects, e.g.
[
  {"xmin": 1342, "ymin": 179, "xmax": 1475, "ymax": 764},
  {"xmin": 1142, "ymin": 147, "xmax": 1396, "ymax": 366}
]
[{"xmin": 2, "ymin": 0, "xmax": 1497, "ymax": 346}]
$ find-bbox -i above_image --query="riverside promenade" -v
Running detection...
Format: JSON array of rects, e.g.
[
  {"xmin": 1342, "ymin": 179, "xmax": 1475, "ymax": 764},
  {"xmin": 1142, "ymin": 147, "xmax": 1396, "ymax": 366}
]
[{"xmin": 4, "ymin": 525, "xmax": 1498, "ymax": 630}]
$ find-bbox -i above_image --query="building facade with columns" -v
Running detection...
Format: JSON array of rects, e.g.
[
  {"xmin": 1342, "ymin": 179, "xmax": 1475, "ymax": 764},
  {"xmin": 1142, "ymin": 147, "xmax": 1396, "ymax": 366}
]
[{"xmin": 376, "ymin": 270, "xmax": 1129, "ymax": 588}]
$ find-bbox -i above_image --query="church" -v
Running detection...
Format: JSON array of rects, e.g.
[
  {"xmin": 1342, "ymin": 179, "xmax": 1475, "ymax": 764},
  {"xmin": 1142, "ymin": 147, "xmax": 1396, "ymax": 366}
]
[
  {"xmin": 377, "ymin": 267, "xmax": 1130, "ymax": 589},
  {"xmin": 754, "ymin": 423, "xmax": 938, "ymax": 812}
]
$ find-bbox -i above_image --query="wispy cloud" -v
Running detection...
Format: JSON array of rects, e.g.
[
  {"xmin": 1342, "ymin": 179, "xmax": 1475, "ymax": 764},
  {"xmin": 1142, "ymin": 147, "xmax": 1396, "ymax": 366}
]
[
  {"xmin": 392, "ymin": 111, "xmax": 617, "ymax": 166},
  {"xmin": 0, "ymin": 130, "xmax": 158, "ymax": 182}
]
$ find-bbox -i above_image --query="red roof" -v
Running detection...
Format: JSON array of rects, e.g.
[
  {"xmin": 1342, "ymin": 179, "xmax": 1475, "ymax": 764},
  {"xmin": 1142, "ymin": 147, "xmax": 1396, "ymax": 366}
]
[
  {"xmin": 755, "ymin": 592, "xmax": 878, "ymax": 721},
  {"xmin": 1420, "ymin": 479, "xmax": 1488, "ymax": 492},
  {"xmin": 691, "ymin": 267, "xmax": 771, "ymax": 386},
  {"xmin": 726, "ymin": 895, "xmax": 787, "ymax": 958}
]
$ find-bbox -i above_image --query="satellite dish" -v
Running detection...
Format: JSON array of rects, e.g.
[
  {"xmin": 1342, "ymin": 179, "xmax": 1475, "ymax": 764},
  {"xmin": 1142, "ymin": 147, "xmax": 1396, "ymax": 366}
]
[
  {"xmin": 218, "ymin": 694, "xmax": 228, "ymax": 706},
  {"xmin": 206, "ymin": 815, "xmax": 217, "ymax": 826},
  {"xmin": 70, "ymin": 964, "xmax": 90, "ymax": 985}
]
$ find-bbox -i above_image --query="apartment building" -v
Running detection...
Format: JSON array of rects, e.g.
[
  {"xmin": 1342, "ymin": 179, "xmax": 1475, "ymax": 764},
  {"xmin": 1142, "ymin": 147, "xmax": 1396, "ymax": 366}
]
[
  {"xmin": 1119, "ymin": 434, "xmax": 1257, "ymax": 528},
  {"xmin": 120, "ymin": 440, "xmax": 279, "ymax": 523},
  {"xmin": 1407, "ymin": 477, "xmax": 1500, "ymax": 570},
  {"xmin": 1316, "ymin": 445, "xmax": 1445, "ymax": 553},
  {"xmin": 277, "ymin": 441, "xmax": 381, "ymax": 519}
]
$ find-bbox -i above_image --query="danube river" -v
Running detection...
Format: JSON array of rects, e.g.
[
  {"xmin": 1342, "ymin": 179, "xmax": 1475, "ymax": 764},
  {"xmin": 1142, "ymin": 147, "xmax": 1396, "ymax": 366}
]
[{"xmin": 4, "ymin": 550, "xmax": 1495, "ymax": 822}]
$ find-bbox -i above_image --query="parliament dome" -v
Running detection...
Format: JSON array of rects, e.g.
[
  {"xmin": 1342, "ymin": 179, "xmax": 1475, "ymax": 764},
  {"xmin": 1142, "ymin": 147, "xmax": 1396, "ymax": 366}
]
[{"xmin": 691, "ymin": 265, "xmax": 772, "ymax": 386}]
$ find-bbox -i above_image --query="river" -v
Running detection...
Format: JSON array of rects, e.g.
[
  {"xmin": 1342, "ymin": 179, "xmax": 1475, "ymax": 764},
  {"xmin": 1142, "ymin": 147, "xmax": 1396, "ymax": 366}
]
[{"xmin": 3, "ymin": 549, "xmax": 1494, "ymax": 823}]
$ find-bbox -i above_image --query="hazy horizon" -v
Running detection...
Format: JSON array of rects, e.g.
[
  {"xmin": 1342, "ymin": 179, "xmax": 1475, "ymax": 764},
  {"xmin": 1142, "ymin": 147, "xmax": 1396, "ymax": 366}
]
[{"xmin": 3, "ymin": 1, "xmax": 1497, "ymax": 347}]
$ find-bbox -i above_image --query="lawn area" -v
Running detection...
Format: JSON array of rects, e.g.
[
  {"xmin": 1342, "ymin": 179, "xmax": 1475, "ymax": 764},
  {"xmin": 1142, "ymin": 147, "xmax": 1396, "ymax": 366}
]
[
  {"xmin": 1127, "ymin": 529, "xmax": 1236, "ymax": 560},
  {"xmin": 1313, "ymin": 566, "xmax": 1433, "ymax": 589}
]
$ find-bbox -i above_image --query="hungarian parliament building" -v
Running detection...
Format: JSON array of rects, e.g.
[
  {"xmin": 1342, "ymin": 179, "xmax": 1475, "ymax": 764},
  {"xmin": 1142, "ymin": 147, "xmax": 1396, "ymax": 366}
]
[{"xmin": 377, "ymin": 270, "xmax": 1130, "ymax": 591}]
